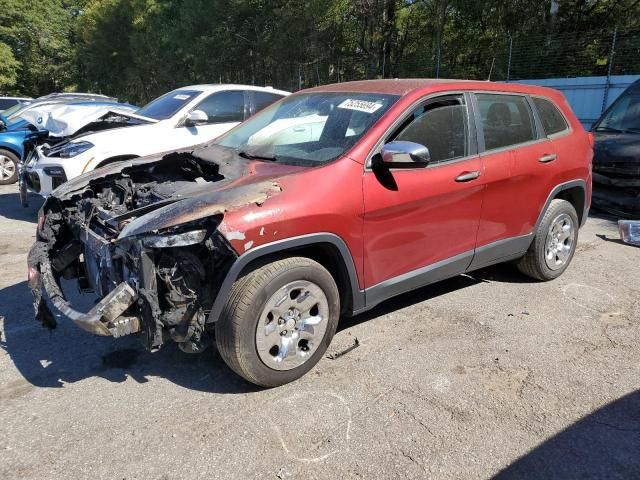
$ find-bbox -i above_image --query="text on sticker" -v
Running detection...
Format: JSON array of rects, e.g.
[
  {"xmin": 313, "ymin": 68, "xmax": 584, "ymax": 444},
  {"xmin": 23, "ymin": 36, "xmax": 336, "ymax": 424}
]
[{"xmin": 337, "ymin": 99, "xmax": 383, "ymax": 114}]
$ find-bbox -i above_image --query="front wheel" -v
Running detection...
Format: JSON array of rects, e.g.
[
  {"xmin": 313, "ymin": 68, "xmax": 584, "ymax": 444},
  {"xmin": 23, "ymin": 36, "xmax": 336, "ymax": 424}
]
[
  {"xmin": 215, "ymin": 257, "xmax": 340, "ymax": 387},
  {"xmin": 517, "ymin": 199, "xmax": 579, "ymax": 281},
  {"xmin": 0, "ymin": 149, "xmax": 19, "ymax": 185}
]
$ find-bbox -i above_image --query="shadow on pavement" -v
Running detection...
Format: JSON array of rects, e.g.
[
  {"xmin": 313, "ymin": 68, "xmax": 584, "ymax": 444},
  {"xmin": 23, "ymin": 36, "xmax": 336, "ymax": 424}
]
[
  {"xmin": 0, "ymin": 191, "xmax": 43, "ymax": 222},
  {"xmin": 3, "ymin": 271, "xmax": 498, "ymax": 393},
  {"xmin": 0, "ymin": 280, "xmax": 258, "ymax": 395},
  {"xmin": 494, "ymin": 389, "xmax": 640, "ymax": 479},
  {"xmin": 339, "ymin": 273, "xmax": 486, "ymax": 332}
]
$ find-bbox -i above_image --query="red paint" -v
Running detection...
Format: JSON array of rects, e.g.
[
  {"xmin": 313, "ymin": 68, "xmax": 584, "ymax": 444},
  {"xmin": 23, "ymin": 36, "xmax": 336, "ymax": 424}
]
[{"xmin": 221, "ymin": 80, "xmax": 592, "ymax": 290}]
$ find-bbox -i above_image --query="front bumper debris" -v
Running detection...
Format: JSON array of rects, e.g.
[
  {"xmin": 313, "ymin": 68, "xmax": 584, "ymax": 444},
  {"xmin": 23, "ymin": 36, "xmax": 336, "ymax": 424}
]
[{"xmin": 28, "ymin": 242, "xmax": 140, "ymax": 337}]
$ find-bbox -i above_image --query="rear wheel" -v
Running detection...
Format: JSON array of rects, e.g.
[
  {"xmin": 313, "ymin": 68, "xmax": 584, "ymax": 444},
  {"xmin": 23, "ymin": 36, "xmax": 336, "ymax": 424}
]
[
  {"xmin": 215, "ymin": 257, "xmax": 340, "ymax": 387},
  {"xmin": 0, "ymin": 149, "xmax": 19, "ymax": 185},
  {"xmin": 517, "ymin": 199, "xmax": 579, "ymax": 281}
]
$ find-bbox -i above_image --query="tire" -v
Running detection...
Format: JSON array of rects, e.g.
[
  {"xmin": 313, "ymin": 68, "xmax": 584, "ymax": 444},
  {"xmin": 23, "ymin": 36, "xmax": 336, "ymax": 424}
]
[
  {"xmin": 215, "ymin": 256, "xmax": 340, "ymax": 387},
  {"xmin": 0, "ymin": 149, "xmax": 19, "ymax": 185},
  {"xmin": 517, "ymin": 199, "xmax": 579, "ymax": 281}
]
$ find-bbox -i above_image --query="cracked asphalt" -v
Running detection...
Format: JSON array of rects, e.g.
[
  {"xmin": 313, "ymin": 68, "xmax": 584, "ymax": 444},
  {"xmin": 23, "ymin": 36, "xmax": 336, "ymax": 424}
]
[{"xmin": 1, "ymin": 183, "xmax": 639, "ymax": 479}]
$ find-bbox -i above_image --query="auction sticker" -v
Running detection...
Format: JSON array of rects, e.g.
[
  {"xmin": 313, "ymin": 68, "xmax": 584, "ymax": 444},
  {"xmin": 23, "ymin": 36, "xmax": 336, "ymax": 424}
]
[
  {"xmin": 337, "ymin": 99, "xmax": 383, "ymax": 114},
  {"xmin": 173, "ymin": 94, "xmax": 191, "ymax": 100}
]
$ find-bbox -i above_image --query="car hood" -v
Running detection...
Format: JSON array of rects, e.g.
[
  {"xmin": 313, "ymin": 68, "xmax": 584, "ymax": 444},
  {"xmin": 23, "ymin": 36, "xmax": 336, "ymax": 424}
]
[
  {"xmin": 593, "ymin": 132, "xmax": 640, "ymax": 166},
  {"xmin": 50, "ymin": 144, "xmax": 308, "ymax": 239},
  {"xmin": 19, "ymin": 104, "xmax": 154, "ymax": 138},
  {"xmin": 0, "ymin": 119, "xmax": 33, "ymax": 133}
]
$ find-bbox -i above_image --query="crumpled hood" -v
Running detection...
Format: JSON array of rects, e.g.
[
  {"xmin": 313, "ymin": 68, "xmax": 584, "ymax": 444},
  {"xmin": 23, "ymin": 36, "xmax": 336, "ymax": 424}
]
[
  {"xmin": 50, "ymin": 144, "xmax": 307, "ymax": 239},
  {"xmin": 19, "ymin": 103, "xmax": 151, "ymax": 137}
]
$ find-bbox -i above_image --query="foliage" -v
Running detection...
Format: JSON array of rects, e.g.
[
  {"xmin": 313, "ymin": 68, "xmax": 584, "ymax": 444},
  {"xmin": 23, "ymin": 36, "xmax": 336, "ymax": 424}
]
[{"xmin": 1, "ymin": 0, "xmax": 639, "ymax": 102}]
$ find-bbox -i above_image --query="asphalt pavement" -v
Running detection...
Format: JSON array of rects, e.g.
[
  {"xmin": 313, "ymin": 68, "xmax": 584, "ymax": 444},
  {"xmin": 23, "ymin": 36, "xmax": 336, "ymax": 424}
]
[{"xmin": 1, "ymin": 183, "xmax": 639, "ymax": 479}]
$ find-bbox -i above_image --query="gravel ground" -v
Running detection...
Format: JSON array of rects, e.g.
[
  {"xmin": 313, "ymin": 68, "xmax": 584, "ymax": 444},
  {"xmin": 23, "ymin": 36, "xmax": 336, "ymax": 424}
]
[{"xmin": 1, "ymin": 182, "xmax": 639, "ymax": 480}]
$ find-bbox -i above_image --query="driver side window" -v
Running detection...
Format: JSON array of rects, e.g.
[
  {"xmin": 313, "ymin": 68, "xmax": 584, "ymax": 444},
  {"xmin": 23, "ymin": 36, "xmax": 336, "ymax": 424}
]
[
  {"xmin": 391, "ymin": 95, "xmax": 469, "ymax": 164},
  {"xmin": 194, "ymin": 90, "xmax": 246, "ymax": 124}
]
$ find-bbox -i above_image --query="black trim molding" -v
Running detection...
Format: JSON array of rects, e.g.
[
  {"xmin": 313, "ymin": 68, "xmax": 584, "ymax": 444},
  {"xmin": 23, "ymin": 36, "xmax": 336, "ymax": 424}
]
[{"xmin": 207, "ymin": 232, "xmax": 364, "ymax": 323}]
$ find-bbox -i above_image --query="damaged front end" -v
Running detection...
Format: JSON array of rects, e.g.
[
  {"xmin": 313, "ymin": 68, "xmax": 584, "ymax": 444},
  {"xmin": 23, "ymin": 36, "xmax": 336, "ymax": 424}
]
[{"xmin": 27, "ymin": 150, "xmax": 278, "ymax": 353}]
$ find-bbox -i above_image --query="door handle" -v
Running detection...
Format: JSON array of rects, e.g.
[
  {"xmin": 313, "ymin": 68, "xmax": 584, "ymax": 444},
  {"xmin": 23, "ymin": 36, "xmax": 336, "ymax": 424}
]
[
  {"xmin": 455, "ymin": 171, "xmax": 481, "ymax": 182},
  {"xmin": 292, "ymin": 126, "xmax": 306, "ymax": 132},
  {"xmin": 538, "ymin": 153, "xmax": 557, "ymax": 163}
]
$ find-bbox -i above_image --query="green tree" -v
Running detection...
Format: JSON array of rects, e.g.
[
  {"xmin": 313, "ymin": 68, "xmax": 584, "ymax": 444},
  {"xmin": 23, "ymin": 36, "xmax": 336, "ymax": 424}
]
[{"xmin": 0, "ymin": 41, "xmax": 19, "ymax": 92}]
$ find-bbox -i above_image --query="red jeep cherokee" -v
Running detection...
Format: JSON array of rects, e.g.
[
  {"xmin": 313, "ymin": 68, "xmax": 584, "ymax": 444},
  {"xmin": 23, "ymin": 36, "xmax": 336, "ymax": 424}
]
[{"xmin": 29, "ymin": 80, "xmax": 592, "ymax": 387}]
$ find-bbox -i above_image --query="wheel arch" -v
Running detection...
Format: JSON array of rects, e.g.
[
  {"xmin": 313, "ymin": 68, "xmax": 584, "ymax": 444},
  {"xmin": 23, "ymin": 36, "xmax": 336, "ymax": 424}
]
[
  {"xmin": 207, "ymin": 233, "xmax": 364, "ymax": 324},
  {"xmin": 536, "ymin": 180, "xmax": 588, "ymax": 230},
  {"xmin": 0, "ymin": 144, "xmax": 21, "ymax": 159}
]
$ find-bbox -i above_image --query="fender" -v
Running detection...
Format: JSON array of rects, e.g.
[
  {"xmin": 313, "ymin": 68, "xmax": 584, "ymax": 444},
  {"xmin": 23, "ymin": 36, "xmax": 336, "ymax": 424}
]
[
  {"xmin": 207, "ymin": 232, "xmax": 364, "ymax": 323},
  {"xmin": 0, "ymin": 139, "xmax": 24, "ymax": 159},
  {"xmin": 534, "ymin": 179, "xmax": 588, "ymax": 229}
]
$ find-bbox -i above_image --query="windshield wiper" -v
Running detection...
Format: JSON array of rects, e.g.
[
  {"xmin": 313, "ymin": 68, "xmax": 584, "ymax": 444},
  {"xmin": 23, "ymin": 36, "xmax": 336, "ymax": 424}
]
[
  {"xmin": 624, "ymin": 127, "xmax": 640, "ymax": 133},
  {"xmin": 237, "ymin": 150, "xmax": 278, "ymax": 161}
]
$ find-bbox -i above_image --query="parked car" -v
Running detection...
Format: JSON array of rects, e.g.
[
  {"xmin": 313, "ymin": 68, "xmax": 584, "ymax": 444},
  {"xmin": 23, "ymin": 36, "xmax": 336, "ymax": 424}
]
[
  {"xmin": 22, "ymin": 84, "xmax": 288, "ymax": 198},
  {"xmin": 0, "ymin": 99, "xmax": 136, "ymax": 185},
  {"xmin": 592, "ymin": 79, "xmax": 640, "ymax": 218},
  {"xmin": 28, "ymin": 79, "xmax": 592, "ymax": 387},
  {"xmin": 1, "ymin": 93, "xmax": 119, "ymax": 124},
  {"xmin": 0, "ymin": 96, "xmax": 31, "ymax": 112}
]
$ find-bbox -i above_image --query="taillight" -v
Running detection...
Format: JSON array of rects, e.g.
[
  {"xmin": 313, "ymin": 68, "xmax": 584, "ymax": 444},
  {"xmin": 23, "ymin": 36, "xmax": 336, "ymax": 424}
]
[{"xmin": 587, "ymin": 132, "xmax": 595, "ymax": 147}]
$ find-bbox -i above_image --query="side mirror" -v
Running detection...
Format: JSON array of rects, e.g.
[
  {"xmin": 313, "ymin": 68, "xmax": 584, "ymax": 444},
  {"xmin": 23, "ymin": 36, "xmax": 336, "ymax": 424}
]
[
  {"xmin": 184, "ymin": 110, "xmax": 209, "ymax": 127},
  {"xmin": 0, "ymin": 119, "xmax": 6, "ymax": 131},
  {"xmin": 379, "ymin": 141, "xmax": 430, "ymax": 167}
]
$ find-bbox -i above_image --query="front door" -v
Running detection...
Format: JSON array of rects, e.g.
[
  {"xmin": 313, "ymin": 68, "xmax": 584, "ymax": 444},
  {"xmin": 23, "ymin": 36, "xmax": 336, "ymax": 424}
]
[{"xmin": 362, "ymin": 93, "xmax": 484, "ymax": 300}]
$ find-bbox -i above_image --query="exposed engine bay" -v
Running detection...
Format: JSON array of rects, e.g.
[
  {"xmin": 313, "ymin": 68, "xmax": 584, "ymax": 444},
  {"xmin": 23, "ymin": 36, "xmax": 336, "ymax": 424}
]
[{"xmin": 27, "ymin": 149, "xmax": 281, "ymax": 353}]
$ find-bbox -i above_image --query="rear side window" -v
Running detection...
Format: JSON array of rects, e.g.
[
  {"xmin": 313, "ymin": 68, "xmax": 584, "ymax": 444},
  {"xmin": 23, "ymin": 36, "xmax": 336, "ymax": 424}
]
[
  {"xmin": 254, "ymin": 91, "xmax": 284, "ymax": 113},
  {"xmin": 533, "ymin": 97, "xmax": 568, "ymax": 135},
  {"xmin": 137, "ymin": 90, "xmax": 200, "ymax": 120},
  {"xmin": 476, "ymin": 93, "xmax": 536, "ymax": 150},
  {"xmin": 392, "ymin": 94, "xmax": 469, "ymax": 164},
  {"xmin": 195, "ymin": 90, "xmax": 246, "ymax": 123}
]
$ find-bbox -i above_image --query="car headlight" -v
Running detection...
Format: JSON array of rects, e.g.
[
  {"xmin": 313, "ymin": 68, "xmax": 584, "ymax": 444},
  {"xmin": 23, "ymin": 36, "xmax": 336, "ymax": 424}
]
[
  {"xmin": 141, "ymin": 229, "xmax": 208, "ymax": 248},
  {"xmin": 52, "ymin": 141, "xmax": 94, "ymax": 158}
]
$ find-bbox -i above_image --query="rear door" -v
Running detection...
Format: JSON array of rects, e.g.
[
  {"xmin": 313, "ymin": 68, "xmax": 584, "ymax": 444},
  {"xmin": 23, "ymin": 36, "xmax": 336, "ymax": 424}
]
[{"xmin": 470, "ymin": 92, "xmax": 556, "ymax": 267}]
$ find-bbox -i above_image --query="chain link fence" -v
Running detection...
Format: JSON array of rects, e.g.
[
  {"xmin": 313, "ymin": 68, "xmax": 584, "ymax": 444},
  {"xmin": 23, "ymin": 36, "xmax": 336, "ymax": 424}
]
[{"xmin": 268, "ymin": 27, "xmax": 640, "ymax": 92}]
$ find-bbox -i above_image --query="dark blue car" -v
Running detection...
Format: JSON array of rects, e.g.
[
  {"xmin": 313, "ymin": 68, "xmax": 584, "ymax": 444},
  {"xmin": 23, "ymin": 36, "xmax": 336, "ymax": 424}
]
[{"xmin": 592, "ymin": 79, "xmax": 640, "ymax": 218}]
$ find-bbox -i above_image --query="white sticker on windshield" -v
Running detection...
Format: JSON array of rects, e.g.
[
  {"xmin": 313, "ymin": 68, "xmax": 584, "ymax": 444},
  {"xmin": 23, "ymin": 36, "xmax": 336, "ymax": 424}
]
[
  {"xmin": 173, "ymin": 94, "xmax": 191, "ymax": 100},
  {"xmin": 337, "ymin": 99, "xmax": 383, "ymax": 114}
]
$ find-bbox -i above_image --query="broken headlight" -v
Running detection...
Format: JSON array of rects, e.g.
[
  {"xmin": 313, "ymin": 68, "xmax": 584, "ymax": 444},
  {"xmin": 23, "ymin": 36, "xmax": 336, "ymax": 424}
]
[
  {"xmin": 619, "ymin": 220, "xmax": 640, "ymax": 246},
  {"xmin": 51, "ymin": 140, "xmax": 94, "ymax": 158},
  {"xmin": 141, "ymin": 229, "xmax": 208, "ymax": 248}
]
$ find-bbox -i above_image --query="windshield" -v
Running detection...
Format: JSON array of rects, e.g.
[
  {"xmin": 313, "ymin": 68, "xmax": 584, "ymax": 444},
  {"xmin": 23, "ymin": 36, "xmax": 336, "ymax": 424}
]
[
  {"xmin": 216, "ymin": 92, "xmax": 399, "ymax": 164},
  {"xmin": 136, "ymin": 89, "xmax": 201, "ymax": 120},
  {"xmin": 595, "ymin": 93, "xmax": 640, "ymax": 132}
]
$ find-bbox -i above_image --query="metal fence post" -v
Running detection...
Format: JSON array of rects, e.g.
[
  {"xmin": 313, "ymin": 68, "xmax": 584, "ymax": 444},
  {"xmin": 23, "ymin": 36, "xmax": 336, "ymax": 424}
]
[
  {"xmin": 601, "ymin": 27, "xmax": 618, "ymax": 114},
  {"xmin": 506, "ymin": 33, "xmax": 513, "ymax": 82}
]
